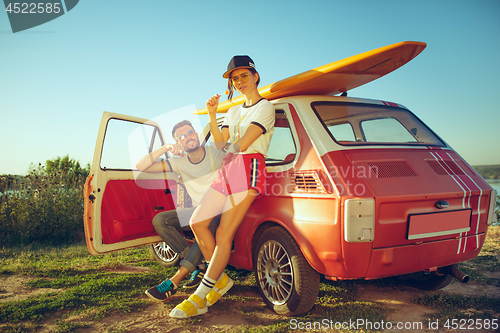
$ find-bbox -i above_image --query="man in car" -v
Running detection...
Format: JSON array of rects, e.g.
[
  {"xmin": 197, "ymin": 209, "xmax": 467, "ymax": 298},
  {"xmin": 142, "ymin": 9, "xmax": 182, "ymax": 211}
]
[{"xmin": 136, "ymin": 120, "xmax": 225, "ymax": 302}]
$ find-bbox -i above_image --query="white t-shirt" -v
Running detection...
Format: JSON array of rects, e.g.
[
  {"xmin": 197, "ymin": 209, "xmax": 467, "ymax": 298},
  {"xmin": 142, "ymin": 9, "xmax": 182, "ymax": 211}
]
[
  {"xmin": 168, "ymin": 145, "xmax": 225, "ymax": 206},
  {"xmin": 222, "ymin": 99, "xmax": 275, "ymax": 158}
]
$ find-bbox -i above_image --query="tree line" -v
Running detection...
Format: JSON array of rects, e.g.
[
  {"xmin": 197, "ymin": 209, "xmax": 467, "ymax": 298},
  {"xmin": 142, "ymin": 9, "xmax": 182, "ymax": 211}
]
[
  {"xmin": 473, "ymin": 165, "xmax": 500, "ymax": 180},
  {"xmin": 0, "ymin": 155, "xmax": 90, "ymax": 247}
]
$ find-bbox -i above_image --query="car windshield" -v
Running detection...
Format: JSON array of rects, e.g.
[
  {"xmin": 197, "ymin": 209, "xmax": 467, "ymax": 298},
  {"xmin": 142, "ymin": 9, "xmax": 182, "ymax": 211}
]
[{"xmin": 311, "ymin": 102, "xmax": 445, "ymax": 146}]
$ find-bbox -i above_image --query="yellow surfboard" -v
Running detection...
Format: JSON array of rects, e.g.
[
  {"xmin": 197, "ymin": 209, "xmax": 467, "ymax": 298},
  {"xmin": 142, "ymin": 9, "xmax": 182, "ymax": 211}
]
[{"xmin": 194, "ymin": 41, "xmax": 426, "ymax": 115}]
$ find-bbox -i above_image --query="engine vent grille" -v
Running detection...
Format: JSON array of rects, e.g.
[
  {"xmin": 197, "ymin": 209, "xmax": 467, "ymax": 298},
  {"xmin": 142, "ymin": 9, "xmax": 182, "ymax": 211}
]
[
  {"xmin": 291, "ymin": 171, "xmax": 327, "ymax": 194},
  {"xmin": 426, "ymin": 160, "xmax": 465, "ymax": 175},
  {"xmin": 367, "ymin": 160, "xmax": 417, "ymax": 178}
]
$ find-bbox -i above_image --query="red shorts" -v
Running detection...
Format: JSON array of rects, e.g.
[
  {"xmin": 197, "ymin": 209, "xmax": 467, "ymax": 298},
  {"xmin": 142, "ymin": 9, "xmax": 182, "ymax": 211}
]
[{"xmin": 210, "ymin": 153, "xmax": 267, "ymax": 198}]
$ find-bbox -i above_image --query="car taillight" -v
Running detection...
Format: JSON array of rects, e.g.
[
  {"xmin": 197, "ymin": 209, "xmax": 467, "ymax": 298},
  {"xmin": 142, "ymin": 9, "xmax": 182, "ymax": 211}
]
[
  {"xmin": 487, "ymin": 190, "xmax": 498, "ymax": 226},
  {"xmin": 344, "ymin": 199, "xmax": 375, "ymax": 242}
]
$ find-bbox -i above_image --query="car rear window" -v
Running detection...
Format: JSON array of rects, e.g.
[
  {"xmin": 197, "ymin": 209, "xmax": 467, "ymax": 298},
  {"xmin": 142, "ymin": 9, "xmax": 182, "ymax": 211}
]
[{"xmin": 311, "ymin": 102, "xmax": 445, "ymax": 146}]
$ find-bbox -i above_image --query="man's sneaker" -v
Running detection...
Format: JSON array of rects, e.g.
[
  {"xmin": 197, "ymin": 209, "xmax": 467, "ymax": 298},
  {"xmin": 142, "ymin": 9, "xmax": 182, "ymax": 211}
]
[
  {"xmin": 145, "ymin": 280, "xmax": 177, "ymax": 302},
  {"xmin": 183, "ymin": 266, "xmax": 206, "ymax": 289}
]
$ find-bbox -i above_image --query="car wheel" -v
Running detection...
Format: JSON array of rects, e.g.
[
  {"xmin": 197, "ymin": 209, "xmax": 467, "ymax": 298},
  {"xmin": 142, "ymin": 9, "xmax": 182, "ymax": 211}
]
[
  {"xmin": 150, "ymin": 242, "xmax": 180, "ymax": 268},
  {"xmin": 405, "ymin": 266, "xmax": 456, "ymax": 290},
  {"xmin": 254, "ymin": 226, "xmax": 320, "ymax": 316}
]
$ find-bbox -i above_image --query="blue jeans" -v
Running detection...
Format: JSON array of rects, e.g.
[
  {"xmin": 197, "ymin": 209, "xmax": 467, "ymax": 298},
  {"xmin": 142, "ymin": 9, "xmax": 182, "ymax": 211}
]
[{"xmin": 152, "ymin": 206, "xmax": 221, "ymax": 272}]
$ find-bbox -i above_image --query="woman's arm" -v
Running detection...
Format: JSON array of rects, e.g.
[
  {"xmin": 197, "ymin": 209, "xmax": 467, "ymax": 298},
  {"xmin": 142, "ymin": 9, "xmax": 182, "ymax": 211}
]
[
  {"xmin": 207, "ymin": 94, "xmax": 230, "ymax": 149},
  {"xmin": 230, "ymin": 102, "xmax": 274, "ymax": 153},
  {"xmin": 231, "ymin": 124, "xmax": 263, "ymax": 153}
]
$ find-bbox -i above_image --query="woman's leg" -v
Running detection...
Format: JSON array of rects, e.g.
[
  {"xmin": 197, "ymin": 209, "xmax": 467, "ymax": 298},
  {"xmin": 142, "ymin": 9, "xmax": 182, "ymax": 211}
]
[
  {"xmin": 170, "ymin": 190, "xmax": 259, "ymax": 318},
  {"xmin": 204, "ymin": 189, "xmax": 259, "ymax": 281},
  {"xmin": 189, "ymin": 189, "xmax": 259, "ymax": 308},
  {"xmin": 189, "ymin": 187, "xmax": 227, "ymax": 263}
]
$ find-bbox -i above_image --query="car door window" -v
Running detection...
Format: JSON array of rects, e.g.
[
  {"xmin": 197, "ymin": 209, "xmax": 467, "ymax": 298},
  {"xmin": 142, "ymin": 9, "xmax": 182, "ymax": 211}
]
[
  {"xmin": 266, "ymin": 110, "xmax": 297, "ymax": 165},
  {"xmin": 101, "ymin": 119, "xmax": 165, "ymax": 170}
]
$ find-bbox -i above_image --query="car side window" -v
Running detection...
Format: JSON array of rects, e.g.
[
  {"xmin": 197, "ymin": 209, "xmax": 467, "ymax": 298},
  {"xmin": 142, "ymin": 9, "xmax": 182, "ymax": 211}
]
[
  {"xmin": 265, "ymin": 110, "xmax": 297, "ymax": 165},
  {"xmin": 101, "ymin": 119, "xmax": 165, "ymax": 170}
]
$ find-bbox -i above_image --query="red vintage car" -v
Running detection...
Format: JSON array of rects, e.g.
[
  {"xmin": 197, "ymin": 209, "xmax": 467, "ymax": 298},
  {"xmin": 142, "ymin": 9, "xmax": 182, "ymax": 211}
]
[{"xmin": 84, "ymin": 42, "xmax": 497, "ymax": 316}]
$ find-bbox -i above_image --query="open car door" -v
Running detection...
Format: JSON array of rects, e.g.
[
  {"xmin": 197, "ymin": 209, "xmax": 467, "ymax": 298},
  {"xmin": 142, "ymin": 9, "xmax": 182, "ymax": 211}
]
[{"xmin": 84, "ymin": 111, "xmax": 185, "ymax": 255}]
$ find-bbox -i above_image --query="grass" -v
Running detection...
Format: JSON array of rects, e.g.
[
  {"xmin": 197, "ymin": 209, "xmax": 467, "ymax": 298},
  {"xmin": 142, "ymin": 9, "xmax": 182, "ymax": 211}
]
[
  {"xmin": 0, "ymin": 243, "xmax": 169, "ymax": 331},
  {"xmin": 0, "ymin": 244, "xmax": 388, "ymax": 332},
  {"xmin": 1, "ymin": 227, "xmax": 499, "ymax": 332},
  {"xmin": 411, "ymin": 226, "xmax": 500, "ymax": 321},
  {"xmin": 413, "ymin": 292, "xmax": 500, "ymax": 320},
  {"xmin": 456, "ymin": 226, "xmax": 500, "ymax": 286}
]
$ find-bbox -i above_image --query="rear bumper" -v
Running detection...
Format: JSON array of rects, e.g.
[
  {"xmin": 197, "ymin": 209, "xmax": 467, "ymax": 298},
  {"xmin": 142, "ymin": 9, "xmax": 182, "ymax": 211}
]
[{"xmin": 365, "ymin": 233, "xmax": 485, "ymax": 279}]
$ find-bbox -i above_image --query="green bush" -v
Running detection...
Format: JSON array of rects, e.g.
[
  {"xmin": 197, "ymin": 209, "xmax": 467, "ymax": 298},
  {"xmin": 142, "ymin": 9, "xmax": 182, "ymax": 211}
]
[
  {"xmin": 496, "ymin": 195, "xmax": 500, "ymax": 224},
  {"xmin": 0, "ymin": 155, "xmax": 89, "ymax": 247}
]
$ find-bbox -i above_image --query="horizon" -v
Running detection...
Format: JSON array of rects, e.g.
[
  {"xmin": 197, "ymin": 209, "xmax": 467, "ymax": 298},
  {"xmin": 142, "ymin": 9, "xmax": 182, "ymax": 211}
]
[{"xmin": 1, "ymin": 1, "xmax": 499, "ymax": 175}]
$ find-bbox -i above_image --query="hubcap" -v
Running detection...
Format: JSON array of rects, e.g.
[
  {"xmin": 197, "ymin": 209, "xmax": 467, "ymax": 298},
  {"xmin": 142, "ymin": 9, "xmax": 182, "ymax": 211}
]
[
  {"xmin": 153, "ymin": 242, "xmax": 178, "ymax": 264},
  {"xmin": 256, "ymin": 240, "xmax": 293, "ymax": 305}
]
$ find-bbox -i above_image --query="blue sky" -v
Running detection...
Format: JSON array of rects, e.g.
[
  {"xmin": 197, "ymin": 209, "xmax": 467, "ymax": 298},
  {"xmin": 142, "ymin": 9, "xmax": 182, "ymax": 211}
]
[{"xmin": 1, "ymin": 0, "xmax": 499, "ymax": 175}]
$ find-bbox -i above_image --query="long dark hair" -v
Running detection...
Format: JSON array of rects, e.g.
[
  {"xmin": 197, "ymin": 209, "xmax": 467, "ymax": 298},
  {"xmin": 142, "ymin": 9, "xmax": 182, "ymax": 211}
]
[{"xmin": 227, "ymin": 68, "xmax": 260, "ymax": 100}]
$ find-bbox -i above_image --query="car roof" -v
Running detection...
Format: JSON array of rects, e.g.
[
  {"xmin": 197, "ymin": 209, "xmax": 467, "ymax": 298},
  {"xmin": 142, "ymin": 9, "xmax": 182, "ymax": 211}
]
[{"xmin": 272, "ymin": 95, "xmax": 409, "ymax": 110}]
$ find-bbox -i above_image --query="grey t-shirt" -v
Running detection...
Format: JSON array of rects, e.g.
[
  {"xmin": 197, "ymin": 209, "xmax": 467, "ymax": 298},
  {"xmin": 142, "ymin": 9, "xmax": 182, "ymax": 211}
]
[{"xmin": 168, "ymin": 145, "xmax": 225, "ymax": 206}]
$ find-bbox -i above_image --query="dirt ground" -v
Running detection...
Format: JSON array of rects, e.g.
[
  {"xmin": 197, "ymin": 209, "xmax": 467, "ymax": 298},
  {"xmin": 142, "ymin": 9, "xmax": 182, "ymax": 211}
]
[{"xmin": 1, "ymin": 268, "xmax": 499, "ymax": 333}]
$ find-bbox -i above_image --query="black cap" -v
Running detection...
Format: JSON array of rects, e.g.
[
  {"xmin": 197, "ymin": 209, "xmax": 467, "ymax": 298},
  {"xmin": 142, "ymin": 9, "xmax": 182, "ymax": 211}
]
[{"xmin": 223, "ymin": 55, "xmax": 256, "ymax": 78}]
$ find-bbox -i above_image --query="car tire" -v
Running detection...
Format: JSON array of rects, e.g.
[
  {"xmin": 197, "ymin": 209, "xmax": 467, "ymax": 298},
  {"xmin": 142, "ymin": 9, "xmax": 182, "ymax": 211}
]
[
  {"xmin": 253, "ymin": 226, "xmax": 320, "ymax": 316},
  {"xmin": 406, "ymin": 266, "xmax": 456, "ymax": 290},
  {"xmin": 150, "ymin": 242, "xmax": 180, "ymax": 268}
]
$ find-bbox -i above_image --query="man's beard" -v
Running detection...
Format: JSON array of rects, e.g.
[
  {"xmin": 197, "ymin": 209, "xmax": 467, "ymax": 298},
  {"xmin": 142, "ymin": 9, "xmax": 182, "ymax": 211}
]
[{"xmin": 184, "ymin": 139, "xmax": 200, "ymax": 153}]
